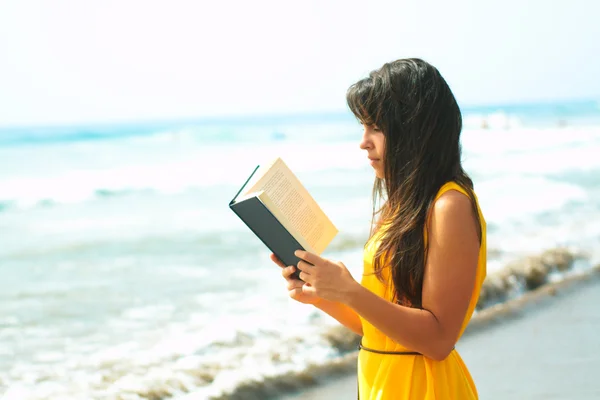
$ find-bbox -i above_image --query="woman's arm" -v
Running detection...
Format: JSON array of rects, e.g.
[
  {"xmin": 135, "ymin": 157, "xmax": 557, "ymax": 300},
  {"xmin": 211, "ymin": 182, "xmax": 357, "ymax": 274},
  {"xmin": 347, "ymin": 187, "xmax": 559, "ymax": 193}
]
[
  {"xmin": 344, "ymin": 191, "xmax": 479, "ymax": 360},
  {"xmin": 296, "ymin": 190, "xmax": 480, "ymax": 360},
  {"xmin": 313, "ymin": 298, "xmax": 363, "ymax": 336}
]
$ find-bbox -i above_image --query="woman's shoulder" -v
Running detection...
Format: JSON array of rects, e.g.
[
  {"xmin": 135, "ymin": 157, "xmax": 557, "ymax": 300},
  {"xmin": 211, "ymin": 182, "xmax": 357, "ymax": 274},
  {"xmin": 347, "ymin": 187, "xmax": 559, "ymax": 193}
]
[
  {"xmin": 431, "ymin": 186, "xmax": 474, "ymax": 219},
  {"xmin": 434, "ymin": 181, "xmax": 482, "ymax": 210},
  {"xmin": 432, "ymin": 180, "xmax": 485, "ymax": 237}
]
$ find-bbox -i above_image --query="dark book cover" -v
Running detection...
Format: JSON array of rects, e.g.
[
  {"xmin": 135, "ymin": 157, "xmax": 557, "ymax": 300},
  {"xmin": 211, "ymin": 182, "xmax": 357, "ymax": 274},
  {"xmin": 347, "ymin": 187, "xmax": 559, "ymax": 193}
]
[{"xmin": 229, "ymin": 166, "xmax": 304, "ymax": 279}]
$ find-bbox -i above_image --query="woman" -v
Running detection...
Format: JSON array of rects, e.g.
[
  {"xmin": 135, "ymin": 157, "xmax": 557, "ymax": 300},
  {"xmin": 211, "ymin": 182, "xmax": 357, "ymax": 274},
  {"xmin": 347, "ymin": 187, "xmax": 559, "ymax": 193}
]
[{"xmin": 271, "ymin": 58, "xmax": 486, "ymax": 399}]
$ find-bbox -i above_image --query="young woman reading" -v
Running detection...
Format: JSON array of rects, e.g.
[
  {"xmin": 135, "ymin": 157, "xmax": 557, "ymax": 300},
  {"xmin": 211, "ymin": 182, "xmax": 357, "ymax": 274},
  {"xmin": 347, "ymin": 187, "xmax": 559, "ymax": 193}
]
[{"xmin": 270, "ymin": 58, "xmax": 486, "ymax": 399}]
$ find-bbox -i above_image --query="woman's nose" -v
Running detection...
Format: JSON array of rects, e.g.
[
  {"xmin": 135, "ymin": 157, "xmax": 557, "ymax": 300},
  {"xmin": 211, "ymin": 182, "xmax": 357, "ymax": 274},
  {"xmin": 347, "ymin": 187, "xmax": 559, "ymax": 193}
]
[{"xmin": 359, "ymin": 131, "xmax": 370, "ymax": 150}]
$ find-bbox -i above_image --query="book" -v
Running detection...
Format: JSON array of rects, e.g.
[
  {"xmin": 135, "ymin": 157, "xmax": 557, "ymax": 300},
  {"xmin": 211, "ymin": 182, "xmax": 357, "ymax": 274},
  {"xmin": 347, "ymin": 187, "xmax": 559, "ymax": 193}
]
[{"xmin": 229, "ymin": 157, "xmax": 339, "ymax": 279}]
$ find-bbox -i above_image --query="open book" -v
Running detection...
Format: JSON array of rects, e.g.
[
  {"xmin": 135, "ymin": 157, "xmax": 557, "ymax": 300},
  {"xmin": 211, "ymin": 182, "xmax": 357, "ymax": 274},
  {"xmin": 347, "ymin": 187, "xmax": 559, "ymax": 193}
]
[{"xmin": 229, "ymin": 157, "xmax": 338, "ymax": 278}]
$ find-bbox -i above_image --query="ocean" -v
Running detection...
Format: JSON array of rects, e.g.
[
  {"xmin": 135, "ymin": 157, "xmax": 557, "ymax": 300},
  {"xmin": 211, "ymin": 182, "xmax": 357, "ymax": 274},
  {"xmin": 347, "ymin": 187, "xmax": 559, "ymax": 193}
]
[{"xmin": 1, "ymin": 100, "xmax": 600, "ymax": 399}]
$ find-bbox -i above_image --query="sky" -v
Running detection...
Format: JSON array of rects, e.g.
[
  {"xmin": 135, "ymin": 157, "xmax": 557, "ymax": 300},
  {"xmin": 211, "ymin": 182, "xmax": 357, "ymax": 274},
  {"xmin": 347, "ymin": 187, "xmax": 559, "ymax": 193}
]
[{"xmin": 0, "ymin": 0, "xmax": 599, "ymax": 127}]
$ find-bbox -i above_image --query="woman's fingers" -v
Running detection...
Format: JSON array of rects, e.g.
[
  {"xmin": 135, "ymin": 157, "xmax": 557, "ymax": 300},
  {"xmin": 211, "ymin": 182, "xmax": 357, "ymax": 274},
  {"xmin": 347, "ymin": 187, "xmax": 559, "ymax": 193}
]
[
  {"xmin": 302, "ymin": 284, "xmax": 317, "ymax": 296},
  {"xmin": 281, "ymin": 265, "xmax": 298, "ymax": 279},
  {"xmin": 286, "ymin": 278, "xmax": 304, "ymax": 291},
  {"xmin": 296, "ymin": 259, "xmax": 314, "ymax": 274},
  {"xmin": 288, "ymin": 287, "xmax": 305, "ymax": 299},
  {"xmin": 270, "ymin": 253, "xmax": 286, "ymax": 269}
]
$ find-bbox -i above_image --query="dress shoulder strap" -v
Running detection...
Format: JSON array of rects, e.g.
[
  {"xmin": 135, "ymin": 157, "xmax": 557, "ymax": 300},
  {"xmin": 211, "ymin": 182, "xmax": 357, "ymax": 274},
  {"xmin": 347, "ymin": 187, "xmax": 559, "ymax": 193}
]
[{"xmin": 435, "ymin": 181, "xmax": 469, "ymax": 200}]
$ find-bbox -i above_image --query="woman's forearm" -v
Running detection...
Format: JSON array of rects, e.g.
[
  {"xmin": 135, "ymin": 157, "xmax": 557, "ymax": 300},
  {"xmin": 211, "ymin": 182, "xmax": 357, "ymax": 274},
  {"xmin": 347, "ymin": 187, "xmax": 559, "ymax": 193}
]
[
  {"xmin": 314, "ymin": 298, "xmax": 363, "ymax": 336},
  {"xmin": 344, "ymin": 283, "xmax": 450, "ymax": 360}
]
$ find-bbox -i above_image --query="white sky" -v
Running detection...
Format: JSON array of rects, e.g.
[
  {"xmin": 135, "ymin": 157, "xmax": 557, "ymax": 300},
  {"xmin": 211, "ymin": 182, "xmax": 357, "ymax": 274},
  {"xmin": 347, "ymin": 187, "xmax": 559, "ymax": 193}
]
[{"xmin": 0, "ymin": 0, "xmax": 599, "ymax": 126}]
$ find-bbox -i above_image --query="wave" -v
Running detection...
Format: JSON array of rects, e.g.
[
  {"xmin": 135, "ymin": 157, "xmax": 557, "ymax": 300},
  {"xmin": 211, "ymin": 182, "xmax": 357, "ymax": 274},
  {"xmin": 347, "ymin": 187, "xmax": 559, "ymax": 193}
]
[
  {"xmin": 0, "ymin": 187, "xmax": 153, "ymax": 212},
  {"xmin": 0, "ymin": 230, "xmax": 269, "ymax": 262},
  {"xmin": 0, "ymin": 140, "xmax": 370, "ymax": 213},
  {"xmin": 2, "ymin": 124, "xmax": 600, "ymax": 213},
  {"xmin": 0, "ymin": 247, "xmax": 595, "ymax": 400},
  {"xmin": 200, "ymin": 353, "xmax": 358, "ymax": 400},
  {"xmin": 0, "ymin": 233, "xmax": 379, "ymax": 273},
  {"xmin": 477, "ymin": 247, "xmax": 587, "ymax": 309}
]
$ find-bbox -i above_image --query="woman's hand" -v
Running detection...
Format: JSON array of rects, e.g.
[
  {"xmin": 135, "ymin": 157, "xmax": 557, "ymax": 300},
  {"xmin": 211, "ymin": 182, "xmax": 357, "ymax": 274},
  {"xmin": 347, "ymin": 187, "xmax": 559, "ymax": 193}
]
[
  {"xmin": 294, "ymin": 250, "xmax": 360, "ymax": 304},
  {"xmin": 270, "ymin": 253, "xmax": 322, "ymax": 305}
]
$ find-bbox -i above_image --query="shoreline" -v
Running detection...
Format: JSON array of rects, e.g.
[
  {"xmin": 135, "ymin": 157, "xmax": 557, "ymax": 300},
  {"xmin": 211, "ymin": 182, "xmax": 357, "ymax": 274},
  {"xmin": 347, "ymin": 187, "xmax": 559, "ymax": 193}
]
[
  {"xmin": 278, "ymin": 262, "xmax": 600, "ymax": 400},
  {"xmin": 462, "ymin": 261, "xmax": 600, "ymax": 336}
]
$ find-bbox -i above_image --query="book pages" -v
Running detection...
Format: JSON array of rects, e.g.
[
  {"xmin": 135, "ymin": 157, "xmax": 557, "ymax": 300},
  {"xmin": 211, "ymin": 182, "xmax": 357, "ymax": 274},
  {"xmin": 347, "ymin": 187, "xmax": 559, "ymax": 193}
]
[{"xmin": 246, "ymin": 158, "xmax": 338, "ymax": 254}]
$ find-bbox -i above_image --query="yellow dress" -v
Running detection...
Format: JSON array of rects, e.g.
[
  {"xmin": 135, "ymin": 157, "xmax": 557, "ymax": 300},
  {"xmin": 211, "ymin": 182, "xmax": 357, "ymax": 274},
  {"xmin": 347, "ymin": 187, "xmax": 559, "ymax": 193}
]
[{"xmin": 357, "ymin": 181, "xmax": 487, "ymax": 400}]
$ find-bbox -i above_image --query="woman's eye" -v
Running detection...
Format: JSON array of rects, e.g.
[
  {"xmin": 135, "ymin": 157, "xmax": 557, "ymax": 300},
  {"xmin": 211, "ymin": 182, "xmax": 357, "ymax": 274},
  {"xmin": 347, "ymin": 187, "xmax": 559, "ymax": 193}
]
[{"xmin": 373, "ymin": 127, "xmax": 381, "ymax": 132}]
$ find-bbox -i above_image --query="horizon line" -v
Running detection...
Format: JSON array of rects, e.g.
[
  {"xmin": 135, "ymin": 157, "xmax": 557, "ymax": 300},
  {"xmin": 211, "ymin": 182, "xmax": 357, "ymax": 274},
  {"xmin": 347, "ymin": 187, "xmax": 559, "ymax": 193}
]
[{"xmin": 0, "ymin": 96, "xmax": 598, "ymax": 131}]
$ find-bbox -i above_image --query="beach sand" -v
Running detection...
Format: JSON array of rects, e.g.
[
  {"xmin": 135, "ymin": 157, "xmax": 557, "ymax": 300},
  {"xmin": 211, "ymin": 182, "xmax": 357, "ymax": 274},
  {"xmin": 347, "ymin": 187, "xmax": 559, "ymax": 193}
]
[{"xmin": 280, "ymin": 266, "xmax": 600, "ymax": 399}]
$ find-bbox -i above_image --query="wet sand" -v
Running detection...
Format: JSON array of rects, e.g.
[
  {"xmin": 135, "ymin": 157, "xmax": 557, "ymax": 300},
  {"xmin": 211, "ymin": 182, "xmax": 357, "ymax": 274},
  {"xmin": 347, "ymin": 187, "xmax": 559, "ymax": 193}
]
[{"xmin": 280, "ymin": 266, "xmax": 600, "ymax": 399}]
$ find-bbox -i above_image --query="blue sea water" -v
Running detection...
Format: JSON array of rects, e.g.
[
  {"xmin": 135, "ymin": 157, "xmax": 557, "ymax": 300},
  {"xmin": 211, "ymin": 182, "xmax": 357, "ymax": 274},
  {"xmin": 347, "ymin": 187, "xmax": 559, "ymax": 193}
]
[{"xmin": 1, "ymin": 100, "xmax": 600, "ymax": 399}]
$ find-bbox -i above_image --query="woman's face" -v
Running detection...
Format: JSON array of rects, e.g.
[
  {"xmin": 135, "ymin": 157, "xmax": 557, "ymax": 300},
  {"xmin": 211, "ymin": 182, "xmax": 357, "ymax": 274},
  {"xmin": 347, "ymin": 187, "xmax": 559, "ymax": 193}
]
[{"xmin": 359, "ymin": 123, "xmax": 385, "ymax": 179}]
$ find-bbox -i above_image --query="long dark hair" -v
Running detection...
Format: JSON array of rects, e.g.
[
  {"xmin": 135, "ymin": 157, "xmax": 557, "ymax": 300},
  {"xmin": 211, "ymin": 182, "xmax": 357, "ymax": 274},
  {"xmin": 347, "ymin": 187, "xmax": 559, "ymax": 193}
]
[{"xmin": 346, "ymin": 58, "xmax": 481, "ymax": 308}]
